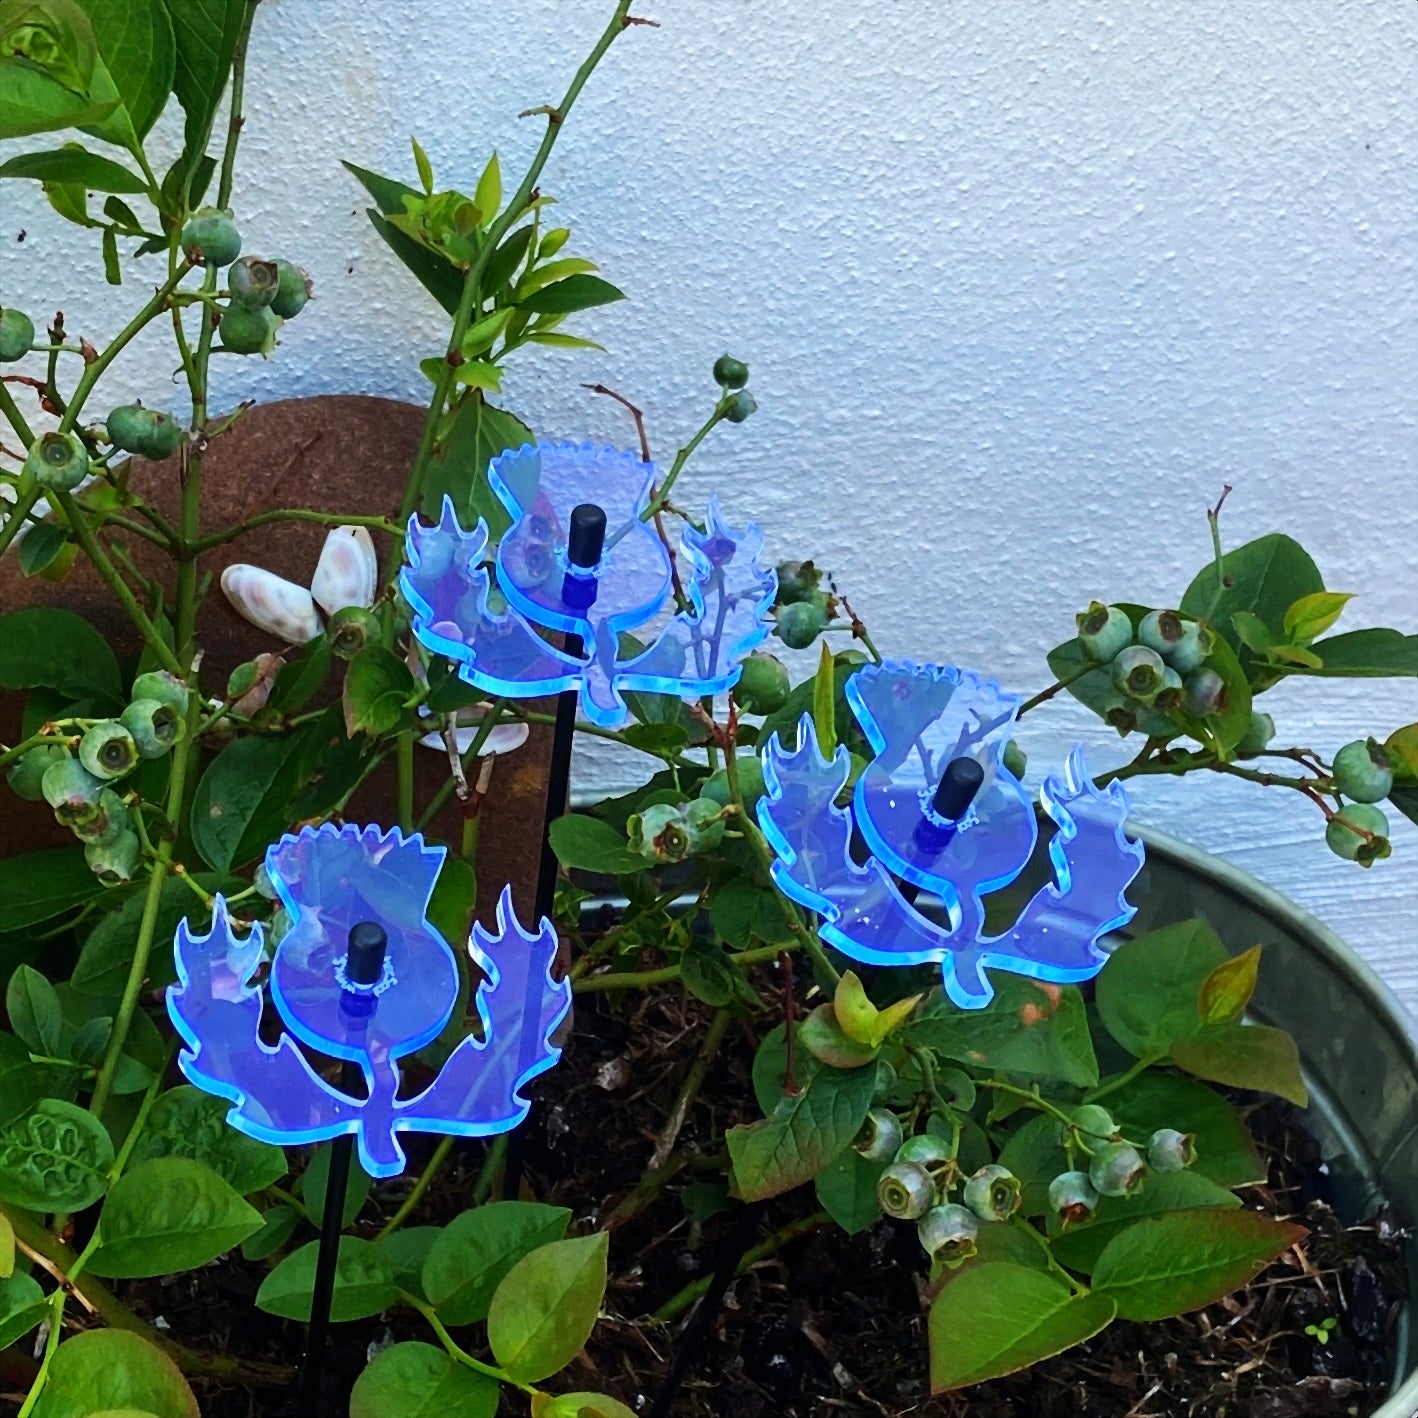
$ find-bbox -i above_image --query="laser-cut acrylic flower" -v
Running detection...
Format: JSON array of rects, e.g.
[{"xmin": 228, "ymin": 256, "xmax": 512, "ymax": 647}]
[
  {"xmin": 400, "ymin": 441, "xmax": 776, "ymax": 728},
  {"xmin": 167, "ymin": 823, "xmax": 570, "ymax": 1178},
  {"xmin": 758, "ymin": 661, "xmax": 1144, "ymax": 1010}
]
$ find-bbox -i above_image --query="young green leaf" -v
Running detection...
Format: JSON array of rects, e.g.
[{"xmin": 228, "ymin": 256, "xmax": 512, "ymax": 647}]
[
  {"xmin": 410, "ymin": 135, "xmax": 434, "ymax": 192},
  {"xmin": 519, "ymin": 273, "xmax": 624, "ymax": 316},
  {"xmin": 1170, "ymin": 1022, "xmax": 1309, "ymax": 1107},
  {"xmin": 6, "ymin": 964, "xmax": 62, "ymax": 1055},
  {"xmin": 1197, "ymin": 945, "xmax": 1261, "ymax": 1025},
  {"xmin": 343, "ymin": 644, "xmax": 416, "ymax": 738},
  {"xmin": 1283, "ymin": 590, "xmax": 1353, "ymax": 643},
  {"xmin": 487, "ymin": 1231, "xmax": 610, "ymax": 1384},
  {"xmin": 474, "ymin": 151, "xmax": 501, "ymax": 223}
]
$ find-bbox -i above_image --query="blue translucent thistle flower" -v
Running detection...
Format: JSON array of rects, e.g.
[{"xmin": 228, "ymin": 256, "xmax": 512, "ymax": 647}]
[
  {"xmin": 167, "ymin": 823, "xmax": 570, "ymax": 1178},
  {"xmin": 758, "ymin": 661, "xmax": 1144, "ymax": 1009},
  {"xmin": 400, "ymin": 440, "xmax": 776, "ymax": 728}
]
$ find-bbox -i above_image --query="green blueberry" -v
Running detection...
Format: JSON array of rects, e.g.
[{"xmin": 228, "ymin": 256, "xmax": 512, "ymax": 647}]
[
  {"xmin": 78, "ymin": 720, "xmax": 139, "ymax": 780},
  {"xmin": 328, "ymin": 605, "xmax": 382, "ymax": 660},
  {"xmin": 627, "ymin": 802, "xmax": 692, "ymax": 863},
  {"xmin": 1237, "ymin": 710, "xmax": 1276, "ymax": 756},
  {"xmin": 734, "ymin": 651, "xmax": 790, "ymax": 715},
  {"xmin": 1076, "ymin": 602, "xmax": 1133, "ymax": 663},
  {"xmin": 270, "ymin": 260, "xmax": 313, "ymax": 319},
  {"xmin": 228, "ymin": 256, "xmax": 279, "ymax": 309},
  {"xmin": 853, "ymin": 1108, "xmax": 904, "ymax": 1162},
  {"xmin": 1002, "ymin": 739, "xmax": 1028, "ymax": 779},
  {"xmin": 712, "ymin": 354, "xmax": 750, "ymax": 390},
  {"xmin": 120, "ymin": 698, "xmax": 184, "ymax": 758},
  {"xmin": 143, "ymin": 410, "xmax": 183, "ymax": 460},
  {"xmin": 180, "ymin": 207, "xmax": 241, "ymax": 267},
  {"xmin": 42, "ymin": 757, "xmax": 105, "ymax": 827},
  {"xmin": 1184, "ymin": 668, "xmax": 1227, "ymax": 717},
  {"xmin": 6, "ymin": 744, "xmax": 69, "ymax": 801},
  {"xmin": 1089, "ymin": 1141, "xmax": 1147, "ymax": 1198},
  {"xmin": 1070, "ymin": 1104, "xmax": 1117, "ymax": 1140},
  {"xmin": 698, "ymin": 754, "xmax": 766, "ymax": 810},
  {"xmin": 895, "ymin": 1134, "xmax": 953, "ymax": 1169},
  {"xmin": 682, "ymin": 797, "xmax": 725, "ymax": 852},
  {"xmin": 0, "ymin": 306, "xmax": 36, "ymax": 362},
  {"xmin": 1167, "ymin": 622, "xmax": 1214, "ymax": 674},
  {"xmin": 131, "ymin": 670, "xmax": 191, "ymax": 717},
  {"xmin": 1138, "ymin": 609, "xmax": 1186, "ymax": 658},
  {"xmin": 1101, "ymin": 689, "xmax": 1139, "ymax": 737},
  {"xmin": 877, "ymin": 1160, "xmax": 936, "ymax": 1220},
  {"xmin": 1048, "ymin": 1170, "xmax": 1100, "ymax": 1223},
  {"xmin": 106, "ymin": 403, "xmax": 154, "ymax": 453},
  {"xmin": 722, "ymin": 389, "xmax": 757, "ymax": 423},
  {"xmin": 1151, "ymin": 666, "xmax": 1185, "ymax": 714},
  {"xmin": 775, "ymin": 559, "xmax": 823, "ymax": 607},
  {"xmin": 24, "ymin": 430, "xmax": 89, "ymax": 490},
  {"xmin": 1325, "ymin": 803, "xmax": 1390, "ymax": 866},
  {"xmin": 219, "ymin": 302, "xmax": 278, "ymax": 356},
  {"xmin": 917, "ymin": 1203, "xmax": 978, "ymax": 1266},
  {"xmin": 1331, "ymin": 739, "xmax": 1393, "ymax": 804},
  {"xmin": 962, "ymin": 1163, "xmax": 1022, "ymax": 1222},
  {"xmin": 86, "ymin": 827, "xmax": 142, "ymax": 884},
  {"xmin": 775, "ymin": 599, "xmax": 828, "ymax": 650},
  {"xmin": 72, "ymin": 787, "xmax": 128, "ymax": 845},
  {"xmin": 1111, "ymin": 645, "xmax": 1166, "ymax": 703},
  {"xmin": 1146, "ymin": 1128, "xmax": 1197, "ymax": 1173}
]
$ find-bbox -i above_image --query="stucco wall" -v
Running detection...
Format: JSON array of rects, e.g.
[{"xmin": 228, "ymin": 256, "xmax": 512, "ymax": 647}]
[{"xmin": 2, "ymin": 2, "xmax": 1415, "ymax": 1013}]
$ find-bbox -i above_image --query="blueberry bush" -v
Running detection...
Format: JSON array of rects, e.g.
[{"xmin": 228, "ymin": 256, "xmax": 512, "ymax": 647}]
[{"xmin": 1, "ymin": 1, "xmax": 1415, "ymax": 1414}]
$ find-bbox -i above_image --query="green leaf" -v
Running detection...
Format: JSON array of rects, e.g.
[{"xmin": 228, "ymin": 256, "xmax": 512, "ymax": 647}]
[
  {"xmin": 904, "ymin": 979, "xmax": 1098, "ymax": 1088},
  {"xmin": 798, "ymin": 1004, "xmax": 879, "ymax": 1069},
  {"xmin": 811, "ymin": 638, "xmax": 835, "ymax": 754},
  {"xmin": 1093, "ymin": 920, "xmax": 1229, "ymax": 1058},
  {"xmin": 0, "ymin": 1032, "xmax": 48, "ymax": 1129},
  {"xmin": 422, "ymin": 392, "xmax": 532, "ymax": 533},
  {"xmin": 0, "ymin": 1270, "xmax": 47, "ymax": 1351},
  {"xmin": 710, "ymin": 877, "xmax": 793, "ymax": 949},
  {"xmin": 728, "ymin": 1050, "xmax": 877, "ymax": 1201},
  {"xmin": 7, "ymin": 963, "xmax": 62, "ymax": 1054},
  {"xmin": 1190, "ymin": 633, "xmax": 1252, "ymax": 756},
  {"xmin": 526, "ymin": 331, "xmax": 606, "ymax": 352},
  {"xmin": 0, "ymin": 1209, "xmax": 11, "ymax": 1276},
  {"xmin": 0, "ymin": 606, "xmax": 123, "ymax": 703},
  {"xmin": 1283, "ymin": 590, "xmax": 1353, "ymax": 643},
  {"xmin": 1108, "ymin": 1073, "xmax": 1264, "ymax": 1189},
  {"xmin": 88, "ymin": 1157, "xmax": 262, "ymax": 1277},
  {"xmin": 1179, "ymin": 533, "xmax": 1324, "ymax": 673},
  {"xmin": 1049, "ymin": 1170, "xmax": 1241, "ymax": 1273},
  {"xmin": 73, "ymin": 876, "xmax": 220, "ymax": 998},
  {"xmin": 0, "ymin": 144, "xmax": 146, "ymax": 189},
  {"xmin": 516, "ymin": 256, "xmax": 599, "ymax": 299},
  {"xmin": 1230, "ymin": 610, "xmax": 1275, "ymax": 656},
  {"xmin": 1197, "ymin": 945, "xmax": 1261, "ymax": 1025},
  {"xmin": 301, "ymin": 1148, "xmax": 373, "ymax": 1228},
  {"xmin": 997, "ymin": 1113, "xmax": 1070, "ymax": 1218},
  {"xmin": 101, "ymin": 222, "xmax": 120, "ymax": 282},
  {"xmin": 240, "ymin": 1204, "xmax": 298, "ymax": 1262},
  {"xmin": 814, "ymin": 1147, "xmax": 884, "ymax": 1234},
  {"xmin": 189, "ymin": 733, "xmax": 310, "ymax": 871},
  {"xmin": 483, "ymin": 223, "xmax": 534, "ymax": 294},
  {"xmin": 474, "ymin": 151, "xmax": 501, "ymax": 223},
  {"xmin": 1170, "ymin": 1022, "xmax": 1308, "ymax": 1107},
  {"xmin": 30, "ymin": 1329, "xmax": 198, "ymax": 1418},
  {"xmin": 1091, "ymin": 1208, "xmax": 1305, "ymax": 1321},
  {"xmin": 0, "ymin": 845, "xmax": 103, "ymax": 932},
  {"xmin": 365, "ymin": 206, "xmax": 463, "ymax": 313},
  {"xmin": 267, "ymin": 635, "xmax": 331, "ymax": 715},
  {"xmin": 548, "ymin": 815, "xmax": 643, "ymax": 874},
  {"xmin": 18, "ymin": 520, "xmax": 70, "ymax": 577},
  {"xmin": 418, "ymin": 355, "xmax": 502, "ymax": 392},
  {"xmin": 0, "ymin": 61, "xmax": 117, "ymax": 143},
  {"xmin": 423, "ymin": 1201, "xmax": 571, "ymax": 1325},
  {"xmin": 1296, "ymin": 628, "xmax": 1418, "ymax": 678},
  {"xmin": 518, "ymin": 273, "xmax": 624, "ymax": 316},
  {"xmin": 0, "ymin": 1098, "xmax": 115, "ymax": 1211},
  {"xmin": 928, "ymin": 1263, "xmax": 1116, "ymax": 1392},
  {"xmin": 410, "ymin": 135, "xmax": 433, "ymax": 192},
  {"xmin": 127, "ymin": 1085, "xmax": 286, "ymax": 1194},
  {"xmin": 255, "ymin": 1237, "xmax": 397, "ymax": 1322},
  {"xmin": 460, "ymin": 307, "xmax": 516, "ymax": 357},
  {"xmin": 343, "ymin": 644, "xmax": 415, "ymax": 738},
  {"xmin": 166, "ymin": 0, "xmax": 243, "ymax": 180},
  {"xmin": 350, "ymin": 1343, "xmax": 498, "ymax": 1418},
  {"xmin": 534, "ymin": 1394, "xmax": 636, "ymax": 1418},
  {"xmin": 73, "ymin": 0, "xmax": 173, "ymax": 140},
  {"xmin": 680, "ymin": 938, "xmax": 739, "ymax": 1007},
  {"xmin": 487, "ymin": 1231, "xmax": 609, "ymax": 1384}
]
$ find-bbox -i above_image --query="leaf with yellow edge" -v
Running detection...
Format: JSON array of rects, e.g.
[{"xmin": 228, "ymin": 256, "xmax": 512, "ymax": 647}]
[
  {"xmin": 1283, "ymin": 591, "xmax": 1353, "ymax": 644},
  {"xmin": 1197, "ymin": 945, "xmax": 1261, "ymax": 1025}
]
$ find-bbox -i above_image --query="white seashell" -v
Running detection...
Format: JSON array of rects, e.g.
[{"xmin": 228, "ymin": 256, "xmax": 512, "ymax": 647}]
[
  {"xmin": 221, "ymin": 564, "xmax": 323, "ymax": 644},
  {"xmin": 311, "ymin": 525, "xmax": 377, "ymax": 617},
  {"xmin": 417, "ymin": 708, "xmax": 529, "ymax": 757}
]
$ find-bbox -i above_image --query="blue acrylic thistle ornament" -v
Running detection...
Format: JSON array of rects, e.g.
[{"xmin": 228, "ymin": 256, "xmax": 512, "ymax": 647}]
[
  {"xmin": 166, "ymin": 823, "xmax": 571, "ymax": 1178},
  {"xmin": 400, "ymin": 441, "xmax": 776, "ymax": 727},
  {"xmin": 758, "ymin": 662, "xmax": 1144, "ymax": 1010}
]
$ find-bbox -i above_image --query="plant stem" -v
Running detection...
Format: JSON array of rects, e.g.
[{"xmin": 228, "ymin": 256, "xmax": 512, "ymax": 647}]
[
  {"xmin": 0, "ymin": 732, "xmax": 75, "ymax": 774},
  {"xmin": 394, "ymin": 0, "xmax": 637, "ymax": 541},
  {"xmin": 0, "ymin": 380, "xmax": 36, "ymax": 444},
  {"xmin": 574, "ymin": 942, "xmax": 782, "ymax": 994},
  {"xmin": 189, "ymin": 507, "xmax": 403, "ymax": 556},
  {"xmin": 568, "ymin": 883, "xmax": 691, "ymax": 981},
  {"xmin": 1017, "ymin": 663, "xmax": 1098, "ymax": 717},
  {"xmin": 1085, "ymin": 1052, "xmax": 1162, "ymax": 1105},
  {"xmin": 649, "ymin": 1008, "xmax": 730, "ymax": 1170},
  {"xmin": 0, "ymin": 483, "xmax": 41, "ymax": 562},
  {"xmin": 977, "ymin": 1078, "xmax": 1076, "ymax": 1129},
  {"xmin": 396, "ymin": 730, "xmax": 415, "ymax": 832},
  {"xmin": 51, "ymin": 490, "xmax": 186, "ymax": 677},
  {"xmin": 400, "ymin": 1291, "xmax": 535, "ymax": 1393},
  {"xmin": 637, "ymin": 405, "xmax": 727, "ymax": 525},
  {"xmin": 413, "ymin": 698, "xmax": 512, "ymax": 830},
  {"xmin": 88, "ymin": 714, "xmax": 195, "ymax": 1118},
  {"xmin": 651, "ymin": 1210, "xmax": 832, "ymax": 1323},
  {"xmin": 375, "ymin": 1136, "xmax": 454, "ymax": 1242}
]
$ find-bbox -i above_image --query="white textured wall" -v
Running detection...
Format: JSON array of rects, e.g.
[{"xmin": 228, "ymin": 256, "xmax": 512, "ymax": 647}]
[{"xmin": 3, "ymin": 3, "xmax": 1416, "ymax": 1014}]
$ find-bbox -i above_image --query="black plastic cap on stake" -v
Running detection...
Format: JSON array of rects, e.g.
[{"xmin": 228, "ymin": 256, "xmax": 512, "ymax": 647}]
[
  {"xmin": 567, "ymin": 502, "xmax": 607, "ymax": 569},
  {"xmin": 346, "ymin": 921, "xmax": 388, "ymax": 987},
  {"xmin": 931, "ymin": 756, "xmax": 985, "ymax": 822}
]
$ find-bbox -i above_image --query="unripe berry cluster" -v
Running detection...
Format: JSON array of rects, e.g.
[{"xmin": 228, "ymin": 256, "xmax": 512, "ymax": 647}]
[
  {"xmin": 1045, "ymin": 1105, "xmax": 1197, "ymax": 1223},
  {"xmin": 1324, "ymin": 738, "xmax": 1394, "ymax": 865},
  {"xmin": 772, "ymin": 559, "xmax": 835, "ymax": 650},
  {"xmin": 4, "ymin": 672, "xmax": 193, "ymax": 884}
]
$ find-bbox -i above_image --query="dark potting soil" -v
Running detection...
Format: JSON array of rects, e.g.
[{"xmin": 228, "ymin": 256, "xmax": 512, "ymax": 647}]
[{"xmin": 19, "ymin": 986, "xmax": 1408, "ymax": 1418}]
